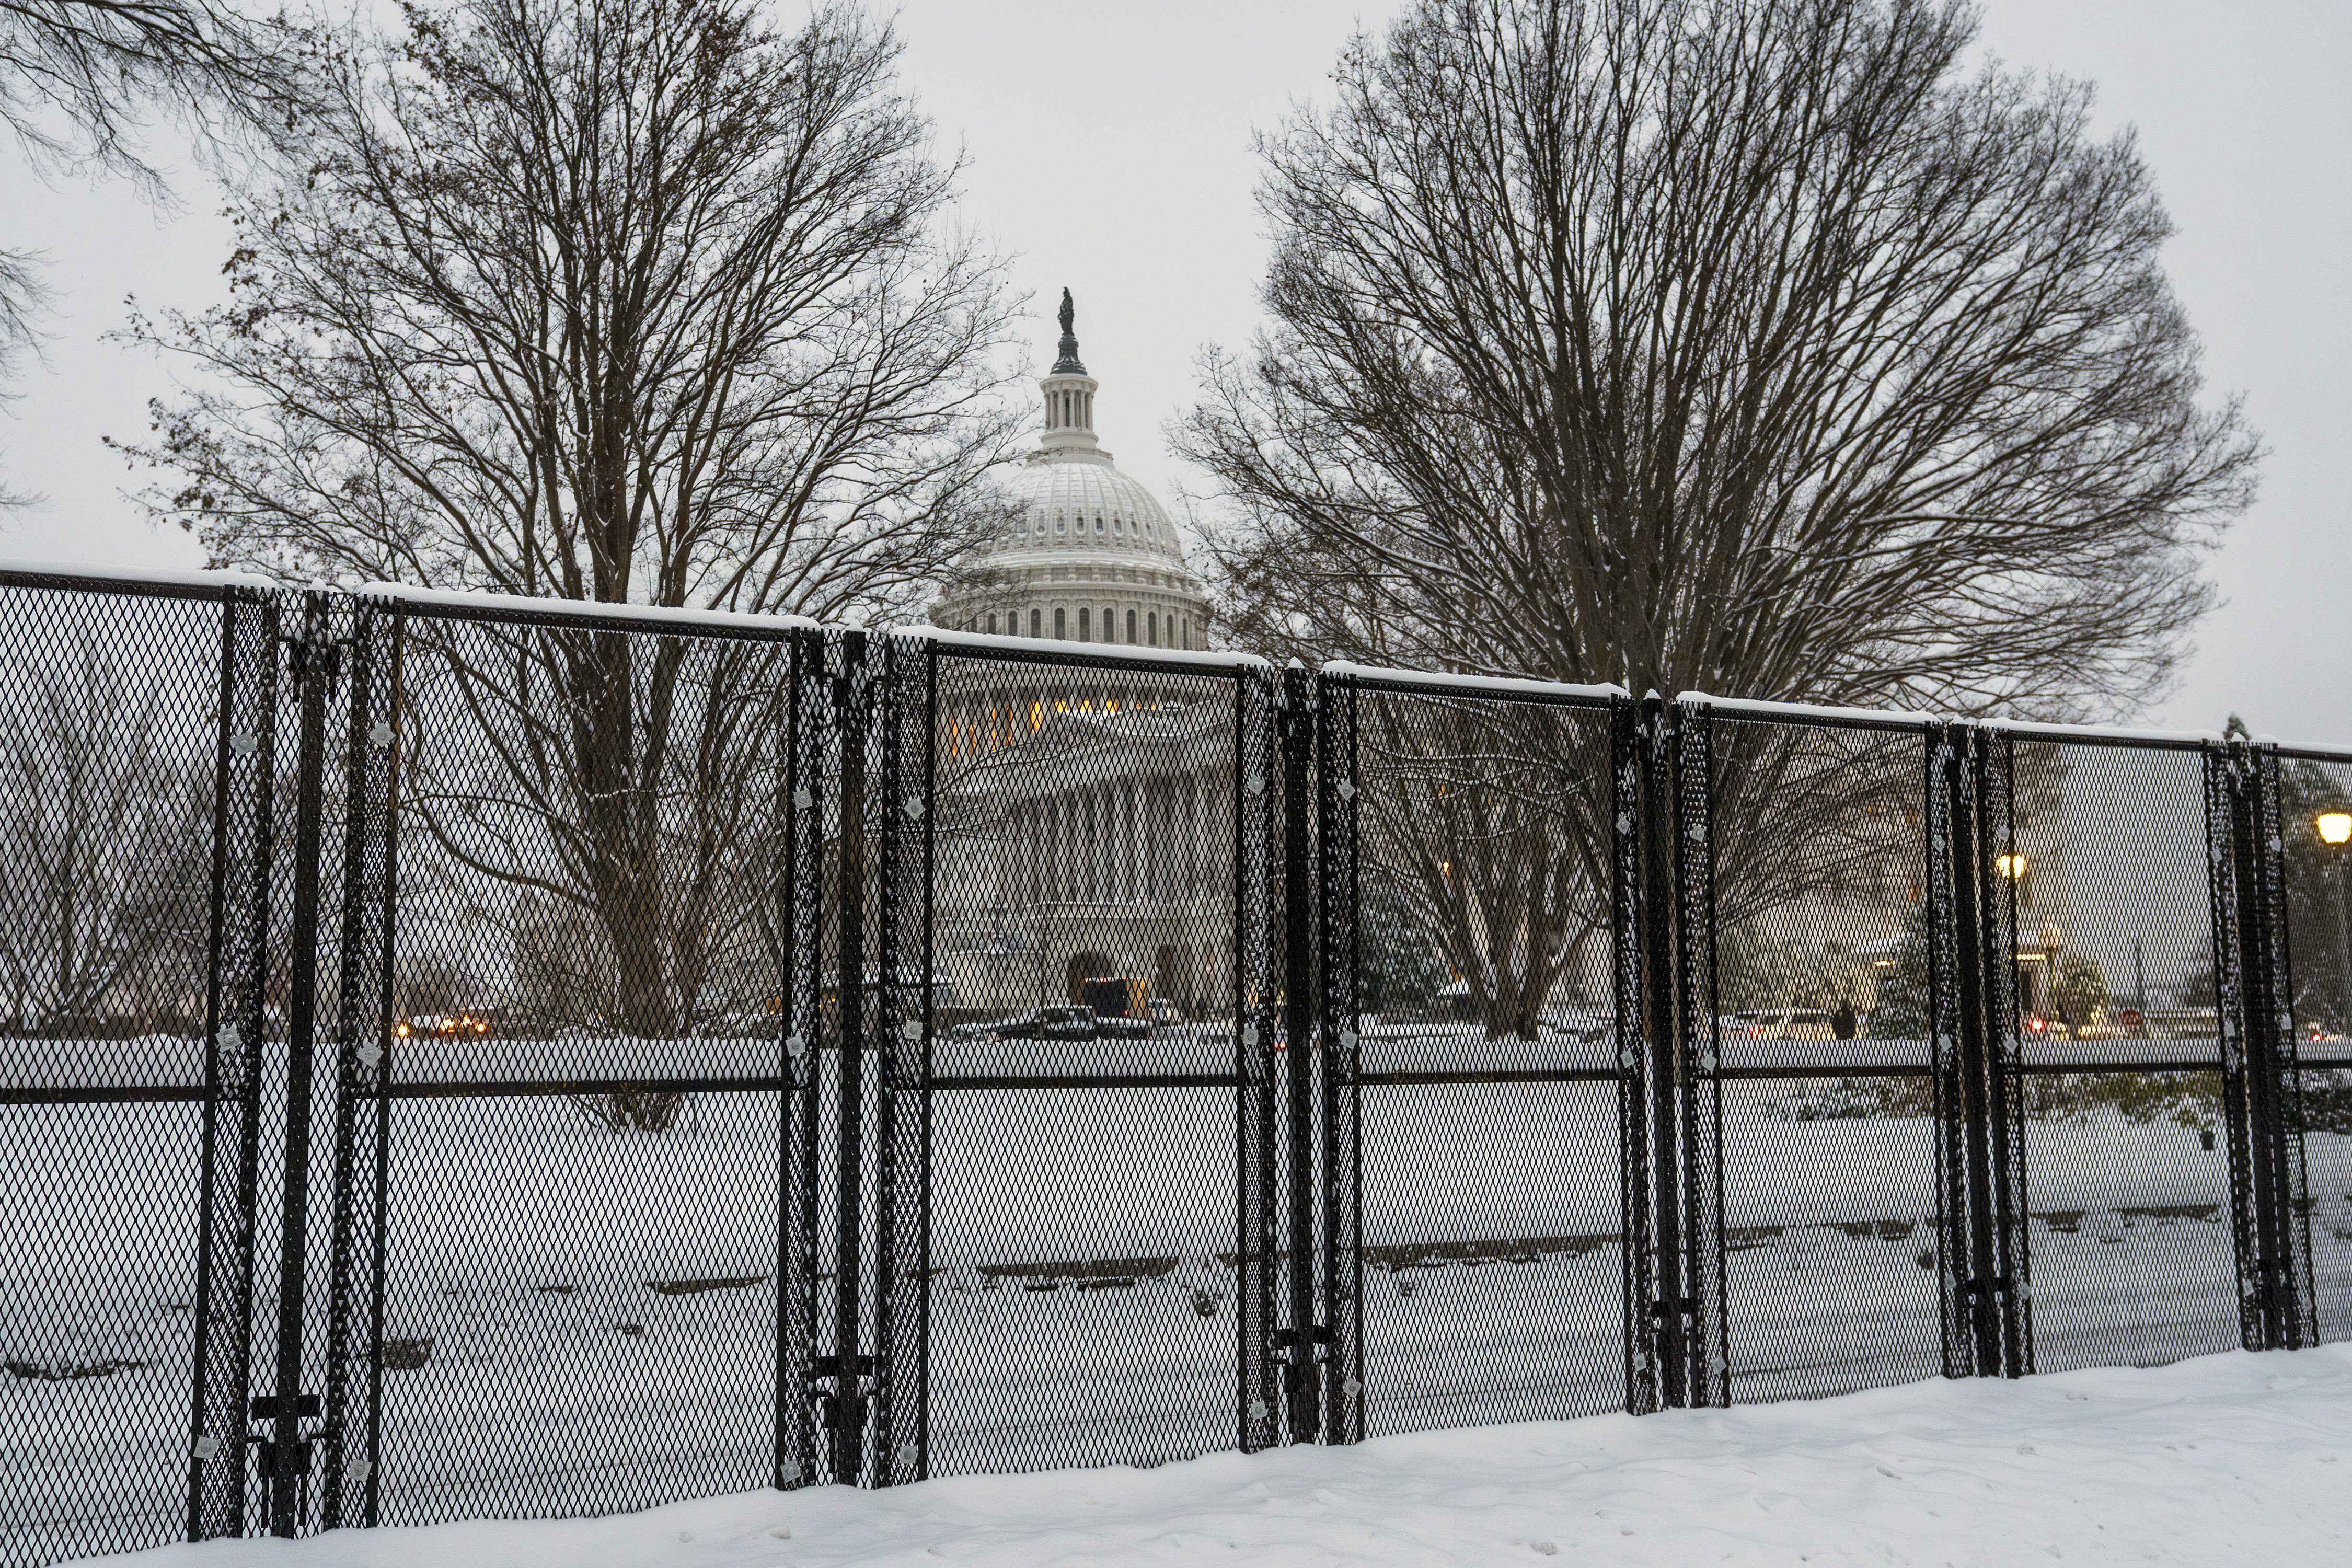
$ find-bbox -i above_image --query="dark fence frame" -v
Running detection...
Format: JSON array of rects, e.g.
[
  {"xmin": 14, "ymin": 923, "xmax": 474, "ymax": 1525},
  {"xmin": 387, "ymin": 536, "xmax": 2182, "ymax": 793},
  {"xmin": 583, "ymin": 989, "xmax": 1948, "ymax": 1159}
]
[{"xmin": 2, "ymin": 564, "xmax": 2347, "ymax": 1566}]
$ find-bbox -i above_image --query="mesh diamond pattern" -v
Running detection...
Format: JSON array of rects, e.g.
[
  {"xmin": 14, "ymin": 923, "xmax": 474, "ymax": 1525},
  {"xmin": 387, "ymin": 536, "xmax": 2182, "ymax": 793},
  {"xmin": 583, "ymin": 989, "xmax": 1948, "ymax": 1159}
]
[
  {"xmin": 2002, "ymin": 739, "xmax": 2240, "ymax": 1372},
  {"xmin": 906, "ymin": 640, "xmax": 1273, "ymax": 1476},
  {"xmin": 1323, "ymin": 676, "xmax": 1628, "ymax": 1434},
  {"xmin": 13, "ymin": 568, "xmax": 2352, "ymax": 1564},
  {"xmin": 1704, "ymin": 715, "xmax": 1947, "ymax": 1403},
  {"xmin": 363, "ymin": 606, "xmax": 801, "ymax": 1525},
  {"xmin": 0, "ymin": 576, "xmax": 245, "ymax": 1567}
]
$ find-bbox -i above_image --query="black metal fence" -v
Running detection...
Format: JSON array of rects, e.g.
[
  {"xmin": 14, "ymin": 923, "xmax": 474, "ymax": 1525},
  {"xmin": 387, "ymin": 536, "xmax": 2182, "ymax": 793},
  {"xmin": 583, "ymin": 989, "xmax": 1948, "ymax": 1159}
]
[{"xmin": 4, "ymin": 566, "xmax": 2347, "ymax": 1565}]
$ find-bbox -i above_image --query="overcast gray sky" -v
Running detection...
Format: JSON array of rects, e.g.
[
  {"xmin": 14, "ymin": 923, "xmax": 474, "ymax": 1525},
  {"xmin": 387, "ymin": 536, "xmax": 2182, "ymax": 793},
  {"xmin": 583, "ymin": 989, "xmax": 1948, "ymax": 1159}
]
[{"xmin": 2, "ymin": 0, "xmax": 2344, "ymax": 740}]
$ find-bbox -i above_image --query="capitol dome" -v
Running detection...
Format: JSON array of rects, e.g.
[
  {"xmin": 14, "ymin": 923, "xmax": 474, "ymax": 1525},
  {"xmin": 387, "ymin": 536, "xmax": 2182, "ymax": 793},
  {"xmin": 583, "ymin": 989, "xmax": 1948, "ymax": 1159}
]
[{"xmin": 931, "ymin": 291, "xmax": 1210, "ymax": 650}]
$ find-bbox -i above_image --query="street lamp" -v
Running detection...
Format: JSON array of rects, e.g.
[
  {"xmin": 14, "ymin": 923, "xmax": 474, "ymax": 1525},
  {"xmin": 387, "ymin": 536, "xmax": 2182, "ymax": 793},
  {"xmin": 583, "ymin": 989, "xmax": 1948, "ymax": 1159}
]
[
  {"xmin": 1995, "ymin": 852, "xmax": 2028, "ymax": 880},
  {"xmin": 2318, "ymin": 809, "xmax": 2352, "ymax": 1035}
]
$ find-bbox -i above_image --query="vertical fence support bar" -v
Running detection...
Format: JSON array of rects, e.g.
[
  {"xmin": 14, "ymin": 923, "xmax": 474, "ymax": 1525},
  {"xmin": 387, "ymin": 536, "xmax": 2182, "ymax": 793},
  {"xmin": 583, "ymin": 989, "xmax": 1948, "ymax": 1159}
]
[
  {"xmin": 1612, "ymin": 697, "xmax": 1656, "ymax": 1414},
  {"xmin": 1315, "ymin": 670, "xmax": 1364, "ymax": 1444},
  {"xmin": 1976, "ymin": 728, "xmax": 2033, "ymax": 1375},
  {"xmin": 832, "ymin": 629, "xmax": 869, "ymax": 1483},
  {"xmin": 776, "ymin": 628, "xmax": 818, "ymax": 1491},
  {"xmin": 320, "ymin": 599, "xmax": 397, "ymax": 1529},
  {"xmin": 1669, "ymin": 701, "xmax": 1726, "ymax": 1406},
  {"xmin": 359, "ymin": 612, "xmax": 405, "ymax": 1523},
  {"xmin": 1925, "ymin": 723, "xmax": 1969, "ymax": 1378},
  {"xmin": 2226, "ymin": 740, "xmax": 2290, "ymax": 1348},
  {"xmin": 872, "ymin": 632, "xmax": 930, "ymax": 1486},
  {"xmin": 1236, "ymin": 665, "xmax": 1282, "ymax": 1454},
  {"xmin": 2247, "ymin": 744, "xmax": 2318, "ymax": 1349},
  {"xmin": 1278, "ymin": 662, "xmax": 1319, "ymax": 1442},
  {"xmin": 263, "ymin": 590, "xmax": 340, "ymax": 1538},
  {"xmin": 2207, "ymin": 743, "xmax": 2267, "ymax": 1351},
  {"xmin": 1636, "ymin": 694, "xmax": 1686, "ymax": 1408},
  {"xmin": 1944, "ymin": 725, "xmax": 2002, "ymax": 1376},
  {"xmin": 188, "ymin": 589, "xmax": 280, "ymax": 1541}
]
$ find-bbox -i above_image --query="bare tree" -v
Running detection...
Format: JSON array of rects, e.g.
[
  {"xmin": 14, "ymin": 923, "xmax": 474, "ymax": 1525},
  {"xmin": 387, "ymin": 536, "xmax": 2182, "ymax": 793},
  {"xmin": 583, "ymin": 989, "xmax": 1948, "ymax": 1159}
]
[
  {"xmin": 3, "ymin": 0, "xmax": 307, "ymax": 503},
  {"xmin": 1182, "ymin": 0, "xmax": 2257, "ymax": 1001},
  {"xmin": 1354, "ymin": 693, "xmax": 1612, "ymax": 1038},
  {"xmin": 112, "ymin": 0, "xmax": 1022, "ymax": 1067},
  {"xmin": 1181, "ymin": 0, "xmax": 2257, "ymax": 720},
  {"xmin": 3, "ymin": 1, "xmax": 304, "ymax": 188},
  {"xmin": 0, "ymin": 645, "xmax": 212, "ymax": 1033}
]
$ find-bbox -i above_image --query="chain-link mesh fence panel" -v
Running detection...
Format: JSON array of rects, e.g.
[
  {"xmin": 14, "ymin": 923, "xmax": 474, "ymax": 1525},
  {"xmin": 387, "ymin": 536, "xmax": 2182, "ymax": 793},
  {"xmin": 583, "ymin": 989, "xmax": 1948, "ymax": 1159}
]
[
  {"xmin": 1998, "ymin": 736, "xmax": 2241, "ymax": 1373},
  {"xmin": 1703, "ymin": 713, "xmax": 1949, "ymax": 1403},
  {"xmin": 904, "ymin": 636, "xmax": 1276, "ymax": 1477},
  {"xmin": 358, "ymin": 603, "xmax": 805, "ymax": 1525},
  {"xmin": 2264, "ymin": 748, "xmax": 2352, "ymax": 1343},
  {"xmin": 0, "ymin": 573, "xmax": 254, "ymax": 1566},
  {"xmin": 1322, "ymin": 673, "xmax": 1628, "ymax": 1434}
]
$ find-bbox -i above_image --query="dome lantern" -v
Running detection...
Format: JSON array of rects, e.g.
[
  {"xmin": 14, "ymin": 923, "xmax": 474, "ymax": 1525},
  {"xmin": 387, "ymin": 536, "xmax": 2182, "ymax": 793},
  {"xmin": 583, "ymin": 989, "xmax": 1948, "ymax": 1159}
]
[{"xmin": 1039, "ymin": 287, "xmax": 1100, "ymax": 454}]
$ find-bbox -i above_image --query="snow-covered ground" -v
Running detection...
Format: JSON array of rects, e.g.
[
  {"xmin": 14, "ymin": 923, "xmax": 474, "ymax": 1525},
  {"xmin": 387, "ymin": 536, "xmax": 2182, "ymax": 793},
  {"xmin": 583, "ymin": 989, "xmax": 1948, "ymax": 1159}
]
[
  {"xmin": 65, "ymin": 1346, "xmax": 2352, "ymax": 1566},
  {"xmin": 8, "ymin": 1056, "xmax": 2349, "ymax": 1565}
]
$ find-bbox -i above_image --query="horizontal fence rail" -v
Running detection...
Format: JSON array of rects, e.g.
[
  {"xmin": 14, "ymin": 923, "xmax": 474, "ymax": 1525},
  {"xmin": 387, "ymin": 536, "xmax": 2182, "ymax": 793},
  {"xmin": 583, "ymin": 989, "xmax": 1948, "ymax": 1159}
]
[{"xmin": 1, "ymin": 563, "xmax": 2347, "ymax": 1565}]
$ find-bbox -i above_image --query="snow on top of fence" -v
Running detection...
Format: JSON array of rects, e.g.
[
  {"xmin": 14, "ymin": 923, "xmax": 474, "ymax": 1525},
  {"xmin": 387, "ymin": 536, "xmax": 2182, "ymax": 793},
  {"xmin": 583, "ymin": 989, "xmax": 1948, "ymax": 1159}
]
[
  {"xmin": 1321, "ymin": 661, "xmax": 1629, "ymax": 703},
  {"xmin": 360, "ymin": 581, "xmax": 821, "ymax": 635},
  {"xmin": 894, "ymin": 622, "xmax": 1275, "ymax": 672},
  {"xmin": 1976, "ymin": 717, "xmax": 2224, "ymax": 747},
  {"xmin": 0, "ymin": 557, "xmax": 280, "ymax": 593},
  {"xmin": 1676, "ymin": 691, "xmax": 1938, "ymax": 729},
  {"xmin": 1681, "ymin": 691, "xmax": 2229, "ymax": 747}
]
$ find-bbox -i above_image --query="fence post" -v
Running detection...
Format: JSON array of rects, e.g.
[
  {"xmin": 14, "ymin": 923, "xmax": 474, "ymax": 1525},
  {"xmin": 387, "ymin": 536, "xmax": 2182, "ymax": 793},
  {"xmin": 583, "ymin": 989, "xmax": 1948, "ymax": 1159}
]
[
  {"xmin": 1611, "ymin": 697, "xmax": 1657, "ymax": 1413},
  {"xmin": 829, "ymin": 629, "xmax": 871, "ymax": 1483},
  {"xmin": 872, "ymin": 633, "xmax": 931, "ymax": 1485},
  {"xmin": 2246, "ymin": 743, "xmax": 2319, "ymax": 1349},
  {"xmin": 188, "ymin": 587, "xmax": 281, "ymax": 1541},
  {"xmin": 255, "ymin": 590, "xmax": 345, "ymax": 1537},
  {"xmin": 1925, "ymin": 723, "xmax": 1970, "ymax": 1377},
  {"xmin": 318, "ymin": 598, "xmax": 399, "ymax": 1529},
  {"xmin": 1634, "ymin": 694, "xmax": 1687, "ymax": 1406},
  {"xmin": 2208, "ymin": 742, "xmax": 2261, "ymax": 1349},
  {"xmin": 1943, "ymin": 725, "xmax": 2007, "ymax": 1376},
  {"xmin": 1973, "ymin": 727, "xmax": 2034, "ymax": 1375},
  {"xmin": 1236, "ymin": 663, "xmax": 1284, "ymax": 1454},
  {"xmin": 1669, "ymin": 700, "xmax": 1726, "ymax": 1406},
  {"xmin": 778, "ymin": 627, "xmax": 823, "ymax": 1491},
  {"xmin": 1313, "ymin": 668, "xmax": 1364, "ymax": 1444},
  {"xmin": 2222, "ymin": 741, "xmax": 2318, "ymax": 1350},
  {"xmin": 1277, "ymin": 662, "xmax": 1321, "ymax": 1441}
]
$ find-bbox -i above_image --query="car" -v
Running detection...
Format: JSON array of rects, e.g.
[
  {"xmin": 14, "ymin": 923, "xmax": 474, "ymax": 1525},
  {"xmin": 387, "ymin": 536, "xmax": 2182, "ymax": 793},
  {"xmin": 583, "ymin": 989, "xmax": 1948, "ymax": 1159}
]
[
  {"xmin": 987, "ymin": 1005, "xmax": 1151, "ymax": 1042},
  {"xmin": 1723, "ymin": 1009, "xmax": 1836, "ymax": 1042},
  {"xmin": 391, "ymin": 1010, "xmax": 493, "ymax": 1041}
]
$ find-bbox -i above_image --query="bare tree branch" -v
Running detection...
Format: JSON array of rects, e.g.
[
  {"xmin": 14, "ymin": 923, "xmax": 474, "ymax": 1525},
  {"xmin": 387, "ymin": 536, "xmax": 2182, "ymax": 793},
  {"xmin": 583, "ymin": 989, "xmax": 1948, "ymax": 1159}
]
[
  {"xmin": 1179, "ymin": 0, "xmax": 2259, "ymax": 724},
  {"xmin": 110, "ymin": 0, "xmax": 1024, "ymax": 1041}
]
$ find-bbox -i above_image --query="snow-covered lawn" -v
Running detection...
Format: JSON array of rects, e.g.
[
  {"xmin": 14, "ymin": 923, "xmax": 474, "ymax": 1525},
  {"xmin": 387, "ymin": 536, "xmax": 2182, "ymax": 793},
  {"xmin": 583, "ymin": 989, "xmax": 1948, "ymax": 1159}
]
[{"xmin": 72, "ymin": 1346, "xmax": 2352, "ymax": 1566}]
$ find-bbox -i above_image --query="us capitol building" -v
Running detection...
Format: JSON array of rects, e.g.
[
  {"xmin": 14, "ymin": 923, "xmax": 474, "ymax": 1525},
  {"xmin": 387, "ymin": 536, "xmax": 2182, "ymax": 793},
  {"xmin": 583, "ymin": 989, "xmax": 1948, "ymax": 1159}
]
[
  {"xmin": 929, "ymin": 292, "xmax": 1210, "ymax": 651},
  {"xmin": 925, "ymin": 293, "xmax": 1235, "ymax": 1021}
]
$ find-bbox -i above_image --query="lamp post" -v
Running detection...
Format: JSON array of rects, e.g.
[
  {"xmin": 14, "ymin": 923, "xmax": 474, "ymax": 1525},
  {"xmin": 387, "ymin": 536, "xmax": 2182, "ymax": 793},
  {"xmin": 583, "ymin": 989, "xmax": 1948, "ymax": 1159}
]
[
  {"xmin": 1994, "ymin": 853, "xmax": 2032, "ymax": 1017},
  {"xmin": 2318, "ymin": 809, "xmax": 2352, "ymax": 1034},
  {"xmin": 2038, "ymin": 918, "xmax": 2067, "ymax": 1032}
]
